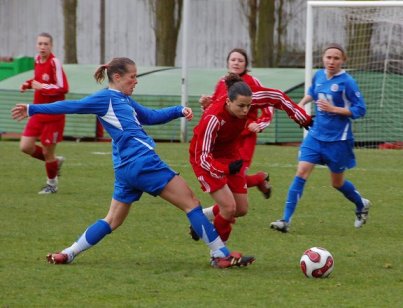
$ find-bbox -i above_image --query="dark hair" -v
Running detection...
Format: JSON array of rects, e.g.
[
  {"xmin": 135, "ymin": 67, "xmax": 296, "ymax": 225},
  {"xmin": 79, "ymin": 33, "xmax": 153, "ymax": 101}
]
[
  {"xmin": 226, "ymin": 48, "xmax": 249, "ymax": 75},
  {"xmin": 93, "ymin": 57, "xmax": 136, "ymax": 84},
  {"xmin": 323, "ymin": 43, "xmax": 347, "ymax": 59},
  {"xmin": 225, "ymin": 73, "xmax": 252, "ymax": 101},
  {"xmin": 37, "ymin": 32, "xmax": 53, "ymax": 44}
]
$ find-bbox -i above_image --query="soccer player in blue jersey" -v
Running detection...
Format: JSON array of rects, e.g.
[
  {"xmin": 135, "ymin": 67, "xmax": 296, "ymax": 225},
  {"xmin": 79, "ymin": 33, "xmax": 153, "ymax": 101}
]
[
  {"xmin": 270, "ymin": 43, "xmax": 371, "ymax": 233},
  {"xmin": 12, "ymin": 57, "xmax": 255, "ymax": 268}
]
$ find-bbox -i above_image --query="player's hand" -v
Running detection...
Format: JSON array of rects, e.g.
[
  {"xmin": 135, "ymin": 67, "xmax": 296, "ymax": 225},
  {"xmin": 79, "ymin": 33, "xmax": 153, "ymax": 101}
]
[
  {"xmin": 199, "ymin": 95, "xmax": 212, "ymax": 110},
  {"xmin": 228, "ymin": 159, "xmax": 243, "ymax": 174},
  {"xmin": 182, "ymin": 107, "xmax": 193, "ymax": 121},
  {"xmin": 11, "ymin": 104, "xmax": 29, "ymax": 121},
  {"xmin": 300, "ymin": 115, "xmax": 314, "ymax": 130},
  {"xmin": 316, "ymin": 98, "xmax": 334, "ymax": 112},
  {"xmin": 247, "ymin": 122, "xmax": 261, "ymax": 133},
  {"xmin": 20, "ymin": 82, "xmax": 29, "ymax": 92},
  {"xmin": 31, "ymin": 80, "xmax": 43, "ymax": 90}
]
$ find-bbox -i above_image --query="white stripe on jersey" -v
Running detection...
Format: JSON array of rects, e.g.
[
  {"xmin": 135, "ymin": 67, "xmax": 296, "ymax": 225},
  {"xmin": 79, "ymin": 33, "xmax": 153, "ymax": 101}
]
[
  {"xmin": 253, "ymin": 91, "xmax": 308, "ymax": 123},
  {"xmin": 200, "ymin": 115, "xmax": 219, "ymax": 171},
  {"xmin": 101, "ymin": 99, "xmax": 123, "ymax": 130}
]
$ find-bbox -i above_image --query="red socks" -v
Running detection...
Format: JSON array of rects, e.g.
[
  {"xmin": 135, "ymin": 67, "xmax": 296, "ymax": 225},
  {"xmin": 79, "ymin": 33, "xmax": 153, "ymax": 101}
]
[
  {"xmin": 46, "ymin": 160, "xmax": 58, "ymax": 180},
  {"xmin": 246, "ymin": 172, "xmax": 267, "ymax": 187},
  {"xmin": 31, "ymin": 145, "xmax": 45, "ymax": 161},
  {"xmin": 214, "ymin": 214, "xmax": 235, "ymax": 242}
]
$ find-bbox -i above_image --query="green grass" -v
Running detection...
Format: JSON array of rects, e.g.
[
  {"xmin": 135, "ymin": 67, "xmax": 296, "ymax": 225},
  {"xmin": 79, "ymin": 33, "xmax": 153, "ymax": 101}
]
[{"xmin": 0, "ymin": 141, "xmax": 402, "ymax": 307}]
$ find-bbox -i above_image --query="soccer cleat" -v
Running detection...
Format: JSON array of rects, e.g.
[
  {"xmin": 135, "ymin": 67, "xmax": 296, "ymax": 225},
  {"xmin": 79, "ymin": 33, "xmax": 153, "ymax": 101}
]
[
  {"xmin": 46, "ymin": 252, "xmax": 70, "ymax": 264},
  {"xmin": 189, "ymin": 225, "xmax": 200, "ymax": 241},
  {"xmin": 257, "ymin": 172, "xmax": 272, "ymax": 199},
  {"xmin": 38, "ymin": 184, "xmax": 58, "ymax": 195},
  {"xmin": 56, "ymin": 156, "xmax": 65, "ymax": 177},
  {"xmin": 270, "ymin": 219, "xmax": 290, "ymax": 233},
  {"xmin": 210, "ymin": 251, "xmax": 255, "ymax": 269},
  {"xmin": 354, "ymin": 199, "xmax": 371, "ymax": 228}
]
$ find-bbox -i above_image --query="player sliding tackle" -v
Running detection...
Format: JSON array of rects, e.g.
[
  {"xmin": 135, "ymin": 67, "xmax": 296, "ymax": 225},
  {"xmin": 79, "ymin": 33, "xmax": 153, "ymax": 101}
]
[{"xmin": 11, "ymin": 57, "xmax": 255, "ymax": 269}]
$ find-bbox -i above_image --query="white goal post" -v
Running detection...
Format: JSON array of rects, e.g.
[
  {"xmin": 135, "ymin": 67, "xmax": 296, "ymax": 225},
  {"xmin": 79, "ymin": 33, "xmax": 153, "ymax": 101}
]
[{"xmin": 305, "ymin": 1, "xmax": 403, "ymax": 148}]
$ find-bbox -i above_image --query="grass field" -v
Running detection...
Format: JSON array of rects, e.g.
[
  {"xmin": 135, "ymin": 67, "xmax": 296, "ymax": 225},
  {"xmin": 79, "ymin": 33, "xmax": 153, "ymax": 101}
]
[{"xmin": 0, "ymin": 141, "xmax": 402, "ymax": 307}]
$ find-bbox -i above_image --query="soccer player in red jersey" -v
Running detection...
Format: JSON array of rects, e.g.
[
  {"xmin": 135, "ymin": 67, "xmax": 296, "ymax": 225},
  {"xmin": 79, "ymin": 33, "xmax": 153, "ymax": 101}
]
[
  {"xmin": 19, "ymin": 33, "xmax": 69, "ymax": 194},
  {"xmin": 200, "ymin": 48, "xmax": 312, "ymax": 200},
  {"xmin": 190, "ymin": 72, "xmax": 312, "ymax": 242},
  {"xmin": 190, "ymin": 74, "xmax": 254, "ymax": 243},
  {"xmin": 192, "ymin": 50, "xmax": 312, "ymax": 236}
]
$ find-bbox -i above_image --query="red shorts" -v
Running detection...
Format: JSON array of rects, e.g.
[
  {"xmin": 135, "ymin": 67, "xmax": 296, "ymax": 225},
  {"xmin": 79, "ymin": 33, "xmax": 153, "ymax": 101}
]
[
  {"xmin": 23, "ymin": 115, "xmax": 65, "ymax": 146},
  {"xmin": 191, "ymin": 161, "xmax": 247, "ymax": 194}
]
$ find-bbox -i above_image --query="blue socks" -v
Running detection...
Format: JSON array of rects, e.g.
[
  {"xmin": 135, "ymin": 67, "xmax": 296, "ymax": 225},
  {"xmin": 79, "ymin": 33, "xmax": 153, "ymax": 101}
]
[
  {"xmin": 65, "ymin": 219, "xmax": 112, "ymax": 258},
  {"xmin": 283, "ymin": 176, "xmax": 306, "ymax": 222},
  {"xmin": 187, "ymin": 206, "xmax": 230, "ymax": 258},
  {"xmin": 64, "ymin": 207, "xmax": 231, "ymax": 261},
  {"xmin": 336, "ymin": 180, "xmax": 364, "ymax": 212}
]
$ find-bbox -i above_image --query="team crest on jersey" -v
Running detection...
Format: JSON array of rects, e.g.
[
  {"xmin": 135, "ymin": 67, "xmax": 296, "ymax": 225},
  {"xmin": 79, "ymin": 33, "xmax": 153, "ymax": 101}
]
[
  {"xmin": 330, "ymin": 84, "xmax": 339, "ymax": 92},
  {"xmin": 42, "ymin": 73, "xmax": 50, "ymax": 82},
  {"xmin": 220, "ymin": 119, "xmax": 226, "ymax": 126},
  {"xmin": 355, "ymin": 91, "xmax": 361, "ymax": 97}
]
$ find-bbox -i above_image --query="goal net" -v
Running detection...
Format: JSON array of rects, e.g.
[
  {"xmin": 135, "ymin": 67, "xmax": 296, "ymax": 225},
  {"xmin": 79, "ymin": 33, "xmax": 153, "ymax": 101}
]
[{"xmin": 305, "ymin": 1, "xmax": 403, "ymax": 149}]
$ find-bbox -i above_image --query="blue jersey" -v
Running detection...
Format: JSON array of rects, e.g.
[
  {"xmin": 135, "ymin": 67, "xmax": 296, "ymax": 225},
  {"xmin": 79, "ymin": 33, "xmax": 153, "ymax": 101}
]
[
  {"xmin": 307, "ymin": 69, "xmax": 366, "ymax": 142},
  {"xmin": 28, "ymin": 88, "xmax": 184, "ymax": 168}
]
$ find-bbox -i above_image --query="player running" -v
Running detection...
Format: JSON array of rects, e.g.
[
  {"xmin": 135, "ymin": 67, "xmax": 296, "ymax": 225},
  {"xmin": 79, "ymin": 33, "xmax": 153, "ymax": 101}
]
[
  {"xmin": 18, "ymin": 32, "xmax": 69, "ymax": 194},
  {"xmin": 270, "ymin": 43, "xmax": 371, "ymax": 233}
]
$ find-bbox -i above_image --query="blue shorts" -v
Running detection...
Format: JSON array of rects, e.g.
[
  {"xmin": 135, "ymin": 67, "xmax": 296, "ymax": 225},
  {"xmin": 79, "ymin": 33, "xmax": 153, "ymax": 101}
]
[
  {"xmin": 299, "ymin": 134, "xmax": 356, "ymax": 173},
  {"xmin": 113, "ymin": 152, "xmax": 177, "ymax": 204}
]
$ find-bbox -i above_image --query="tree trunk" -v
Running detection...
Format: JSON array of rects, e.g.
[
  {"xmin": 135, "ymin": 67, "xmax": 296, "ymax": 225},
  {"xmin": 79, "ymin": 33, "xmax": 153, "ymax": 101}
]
[
  {"xmin": 275, "ymin": 0, "xmax": 284, "ymax": 66},
  {"xmin": 255, "ymin": 0, "xmax": 275, "ymax": 67},
  {"xmin": 241, "ymin": 0, "xmax": 258, "ymax": 66},
  {"xmin": 154, "ymin": 0, "xmax": 183, "ymax": 66},
  {"xmin": 241, "ymin": 0, "xmax": 276, "ymax": 67},
  {"xmin": 99, "ymin": 0, "xmax": 106, "ymax": 64},
  {"xmin": 63, "ymin": 0, "xmax": 78, "ymax": 64}
]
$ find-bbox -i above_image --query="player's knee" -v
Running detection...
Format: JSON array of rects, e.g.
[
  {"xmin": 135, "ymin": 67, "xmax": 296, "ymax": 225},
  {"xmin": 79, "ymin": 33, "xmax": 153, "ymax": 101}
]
[
  {"xmin": 20, "ymin": 143, "xmax": 34, "ymax": 155},
  {"xmin": 236, "ymin": 207, "xmax": 248, "ymax": 217}
]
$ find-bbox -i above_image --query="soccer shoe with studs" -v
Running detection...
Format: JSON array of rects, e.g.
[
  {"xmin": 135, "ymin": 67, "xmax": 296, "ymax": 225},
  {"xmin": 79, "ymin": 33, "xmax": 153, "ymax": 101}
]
[
  {"xmin": 270, "ymin": 219, "xmax": 290, "ymax": 233},
  {"xmin": 354, "ymin": 199, "xmax": 371, "ymax": 228},
  {"xmin": 46, "ymin": 252, "xmax": 71, "ymax": 264},
  {"xmin": 256, "ymin": 172, "xmax": 272, "ymax": 199},
  {"xmin": 38, "ymin": 184, "xmax": 58, "ymax": 195},
  {"xmin": 210, "ymin": 251, "xmax": 255, "ymax": 269},
  {"xmin": 56, "ymin": 156, "xmax": 65, "ymax": 177}
]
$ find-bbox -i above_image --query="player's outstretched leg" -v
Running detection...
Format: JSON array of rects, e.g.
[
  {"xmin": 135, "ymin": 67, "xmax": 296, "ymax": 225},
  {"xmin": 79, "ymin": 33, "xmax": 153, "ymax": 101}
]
[{"xmin": 46, "ymin": 219, "xmax": 112, "ymax": 264}]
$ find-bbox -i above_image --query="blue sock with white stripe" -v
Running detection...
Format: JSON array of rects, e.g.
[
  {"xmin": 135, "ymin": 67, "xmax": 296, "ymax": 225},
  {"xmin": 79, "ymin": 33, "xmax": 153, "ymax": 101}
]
[
  {"xmin": 336, "ymin": 180, "xmax": 364, "ymax": 212},
  {"xmin": 63, "ymin": 219, "xmax": 112, "ymax": 259},
  {"xmin": 187, "ymin": 206, "xmax": 230, "ymax": 258},
  {"xmin": 283, "ymin": 176, "xmax": 306, "ymax": 222}
]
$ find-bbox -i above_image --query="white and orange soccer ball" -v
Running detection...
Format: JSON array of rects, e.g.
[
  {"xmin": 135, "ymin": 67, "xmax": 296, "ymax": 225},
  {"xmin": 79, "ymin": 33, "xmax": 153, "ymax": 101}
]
[{"xmin": 300, "ymin": 247, "xmax": 334, "ymax": 278}]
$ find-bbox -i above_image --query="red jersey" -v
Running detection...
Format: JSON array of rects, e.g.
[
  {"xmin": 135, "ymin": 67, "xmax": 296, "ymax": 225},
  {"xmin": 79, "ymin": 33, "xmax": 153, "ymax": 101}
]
[
  {"xmin": 210, "ymin": 73, "xmax": 273, "ymax": 133},
  {"xmin": 250, "ymin": 84, "xmax": 311, "ymax": 126},
  {"xmin": 23, "ymin": 53, "xmax": 69, "ymax": 121},
  {"xmin": 189, "ymin": 100, "xmax": 246, "ymax": 178},
  {"xmin": 209, "ymin": 73, "xmax": 311, "ymax": 128}
]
